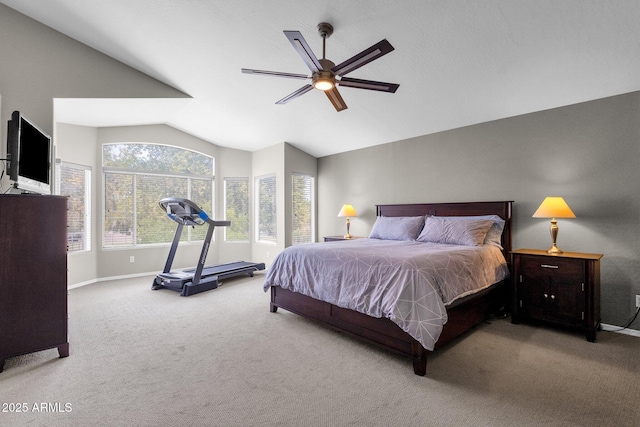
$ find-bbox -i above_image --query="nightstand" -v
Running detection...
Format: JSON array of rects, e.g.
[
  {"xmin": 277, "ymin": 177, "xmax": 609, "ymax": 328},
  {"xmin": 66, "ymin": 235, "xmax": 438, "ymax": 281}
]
[
  {"xmin": 323, "ymin": 236, "xmax": 363, "ymax": 242},
  {"xmin": 511, "ymin": 249, "xmax": 603, "ymax": 342}
]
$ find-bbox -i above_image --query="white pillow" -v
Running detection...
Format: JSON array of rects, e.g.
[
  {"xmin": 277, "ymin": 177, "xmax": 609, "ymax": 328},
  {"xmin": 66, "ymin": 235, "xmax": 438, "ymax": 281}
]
[
  {"xmin": 416, "ymin": 216, "xmax": 494, "ymax": 247},
  {"xmin": 368, "ymin": 216, "xmax": 425, "ymax": 241}
]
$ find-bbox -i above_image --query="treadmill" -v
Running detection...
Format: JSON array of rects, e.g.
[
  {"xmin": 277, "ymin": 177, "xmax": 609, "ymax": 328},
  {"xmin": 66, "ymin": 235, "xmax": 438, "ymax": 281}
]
[{"xmin": 152, "ymin": 197, "xmax": 265, "ymax": 296}]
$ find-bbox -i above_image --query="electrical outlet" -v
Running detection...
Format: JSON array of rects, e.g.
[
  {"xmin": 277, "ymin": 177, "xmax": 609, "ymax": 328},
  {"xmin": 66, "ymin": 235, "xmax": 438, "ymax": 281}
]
[
  {"xmin": 636, "ymin": 295, "xmax": 640, "ymax": 308},
  {"xmin": 129, "ymin": 256, "xmax": 135, "ymax": 263}
]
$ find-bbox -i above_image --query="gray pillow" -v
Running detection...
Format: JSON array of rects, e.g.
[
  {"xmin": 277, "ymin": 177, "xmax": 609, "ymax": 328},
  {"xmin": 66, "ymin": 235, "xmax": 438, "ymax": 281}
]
[
  {"xmin": 416, "ymin": 216, "xmax": 494, "ymax": 246},
  {"xmin": 368, "ymin": 216, "xmax": 425, "ymax": 241},
  {"xmin": 433, "ymin": 215, "xmax": 505, "ymax": 248}
]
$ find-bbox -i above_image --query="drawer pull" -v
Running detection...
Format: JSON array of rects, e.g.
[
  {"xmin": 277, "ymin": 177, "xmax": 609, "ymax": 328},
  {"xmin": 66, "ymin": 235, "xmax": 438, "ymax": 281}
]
[
  {"xmin": 544, "ymin": 293, "xmax": 548, "ymax": 298},
  {"xmin": 541, "ymin": 264, "xmax": 559, "ymax": 269},
  {"xmin": 551, "ymin": 295, "xmax": 556, "ymax": 300}
]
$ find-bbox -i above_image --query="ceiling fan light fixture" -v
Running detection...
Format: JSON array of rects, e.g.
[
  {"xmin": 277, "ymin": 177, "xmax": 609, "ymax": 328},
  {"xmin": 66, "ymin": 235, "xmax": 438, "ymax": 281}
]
[
  {"xmin": 313, "ymin": 76, "xmax": 334, "ymax": 91},
  {"xmin": 312, "ymin": 70, "xmax": 335, "ymax": 91}
]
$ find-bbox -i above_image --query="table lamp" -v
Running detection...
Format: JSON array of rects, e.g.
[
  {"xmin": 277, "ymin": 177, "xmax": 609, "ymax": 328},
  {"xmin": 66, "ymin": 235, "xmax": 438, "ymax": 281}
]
[
  {"xmin": 532, "ymin": 197, "xmax": 576, "ymax": 254},
  {"xmin": 337, "ymin": 204, "xmax": 357, "ymax": 238}
]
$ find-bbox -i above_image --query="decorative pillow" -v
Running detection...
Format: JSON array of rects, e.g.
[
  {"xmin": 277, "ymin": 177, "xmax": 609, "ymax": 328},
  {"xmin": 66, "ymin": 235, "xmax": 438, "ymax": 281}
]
[
  {"xmin": 434, "ymin": 215, "xmax": 506, "ymax": 248},
  {"xmin": 416, "ymin": 216, "xmax": 494, "ymax": 246},
  {"xmin": 368, "ymin": 216, "xmax": 425, "ymax": 241}
]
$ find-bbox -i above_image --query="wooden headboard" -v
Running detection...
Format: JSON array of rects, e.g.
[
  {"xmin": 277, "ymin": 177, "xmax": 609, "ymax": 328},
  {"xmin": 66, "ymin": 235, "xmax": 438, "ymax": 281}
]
[{"xmin": 376, "ymin": 201, "xmax": 513, "ymax": 263}]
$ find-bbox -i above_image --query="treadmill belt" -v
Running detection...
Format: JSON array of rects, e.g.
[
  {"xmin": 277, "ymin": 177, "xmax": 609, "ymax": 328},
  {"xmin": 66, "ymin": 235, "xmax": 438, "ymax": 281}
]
[{"xmin": 184, "ymin": 261, "xmax": 263, "ymax": 276}]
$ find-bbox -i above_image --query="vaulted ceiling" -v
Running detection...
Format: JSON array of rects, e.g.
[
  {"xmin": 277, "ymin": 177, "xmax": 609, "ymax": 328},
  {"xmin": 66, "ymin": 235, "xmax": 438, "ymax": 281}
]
[{"xmin": 3, "ymin": 0, "xmax": 640, "ymax": 157}]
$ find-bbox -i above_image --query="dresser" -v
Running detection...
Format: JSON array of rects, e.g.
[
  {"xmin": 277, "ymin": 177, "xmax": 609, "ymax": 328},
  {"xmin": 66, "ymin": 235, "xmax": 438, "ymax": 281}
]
[
  {"xmin": 511, "ymin": 248, "xmax": 603, "ymax": 342},
  {"xmin": 0, "ymin": 194, "xmax": 69, "ymax": 372}
]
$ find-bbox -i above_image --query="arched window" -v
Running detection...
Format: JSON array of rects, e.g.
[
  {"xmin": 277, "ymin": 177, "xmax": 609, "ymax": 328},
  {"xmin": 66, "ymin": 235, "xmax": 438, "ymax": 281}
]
[{"xmin": 102, "ymin": 143, "xmax": 214, "ymax": 247}]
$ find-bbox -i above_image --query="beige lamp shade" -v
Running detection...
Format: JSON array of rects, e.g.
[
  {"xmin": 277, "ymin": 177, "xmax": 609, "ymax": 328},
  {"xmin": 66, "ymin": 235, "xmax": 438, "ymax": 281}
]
[
  {"xmin": 533, "ymin": 197, "xmax": 575, "ymax": 254},
  {"xmin": 337, "ymin": 204, "xmax": 357, "ymax": 238},
  {"xmin": 337, "ymin": 204, "xmax": 357, "ymax": 217},
  {"xmin": 532, "ymin": 197, "xmax": 576, "ymax": 219}
]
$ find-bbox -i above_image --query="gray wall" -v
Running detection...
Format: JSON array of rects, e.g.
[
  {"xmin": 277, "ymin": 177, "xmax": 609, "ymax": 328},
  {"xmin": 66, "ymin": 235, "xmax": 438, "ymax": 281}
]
[
  {"xmin": 250, "ymin": 142, "xmax": 318, "ymax": 265},
  {"xmin": 0, "ymin": 3, "xmax": 185, "ymax": 159},
  {"xmin": 318, "ymin": 92, "xmax": 640, "ymax": 329}
]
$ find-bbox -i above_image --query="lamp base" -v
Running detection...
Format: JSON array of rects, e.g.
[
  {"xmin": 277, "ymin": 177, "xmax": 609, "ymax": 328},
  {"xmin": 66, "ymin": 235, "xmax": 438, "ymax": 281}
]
[
  {"xmin": 344, "ymin": 217, "xmax": 351, "ymax": 240},
  {"xmin": 546, "ymin": 244, "xmax": 563, "ymax": 254},
  {"xmin": 547, "ymin": 219, "xmax": 563, "ymax": 254}
]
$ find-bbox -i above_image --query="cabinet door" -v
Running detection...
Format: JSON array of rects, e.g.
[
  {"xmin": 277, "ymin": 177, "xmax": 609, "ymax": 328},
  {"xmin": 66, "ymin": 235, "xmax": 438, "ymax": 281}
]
[
  {"xmin": 549, "ymin": 259, "xmax": 585, "ymax": 326},
  {"xmin": 517, "ymin": 256, "xmax": 549, "ymax": 320},
  {"xmin": 518, "ymin": 255, "xmax": 585, "ymax": 326}
]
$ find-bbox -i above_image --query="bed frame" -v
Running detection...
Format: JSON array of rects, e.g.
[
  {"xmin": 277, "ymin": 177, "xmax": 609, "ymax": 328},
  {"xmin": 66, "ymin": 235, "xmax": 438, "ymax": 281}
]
[{"xmin": 269, "ymin": 201, "xmax": 513, "ymax": 376}]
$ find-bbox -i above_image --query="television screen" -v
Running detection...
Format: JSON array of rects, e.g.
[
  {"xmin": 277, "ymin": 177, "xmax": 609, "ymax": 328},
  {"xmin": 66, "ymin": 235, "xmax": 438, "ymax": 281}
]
[{"xmin": 7, "ymin": 111, "xmax": 52, "ymax": 194}]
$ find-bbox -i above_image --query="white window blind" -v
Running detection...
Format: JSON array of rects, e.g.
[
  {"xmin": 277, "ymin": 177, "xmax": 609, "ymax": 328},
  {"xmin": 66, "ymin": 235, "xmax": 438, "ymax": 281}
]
[
  {"xmin": 256, "ymin": 174, "xmax": 276, "ymax": 243},
  {"xmin": 103, "ymin": 143, "xmax": 214, "ymax": 248},
  {"xmin": 58, "ymin": 162, "xmax": 92, "ymax": 252},
  {"xmin": 292, "ymin": 173, "xmax": 314, "ymax": 245},
  {"xmin": 224, "ymin": 177, "xmax": 250, "ymax": 241}
]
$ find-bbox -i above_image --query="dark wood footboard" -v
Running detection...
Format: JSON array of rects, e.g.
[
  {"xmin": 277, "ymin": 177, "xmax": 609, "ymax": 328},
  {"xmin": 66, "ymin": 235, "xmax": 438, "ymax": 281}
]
[{"xmin": 270, "ymin": 281, "xmax": 505, "ymax": 375}]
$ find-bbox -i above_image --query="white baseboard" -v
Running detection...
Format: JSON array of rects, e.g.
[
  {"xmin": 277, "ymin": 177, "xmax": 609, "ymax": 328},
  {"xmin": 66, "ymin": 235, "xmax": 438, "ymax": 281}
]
[
  {"xmin": 68, "ymin": 271, "xmax": 156, "ymax": 290},
  {"xmin": 601, "ymin": 323, "xmax": 640, "ymax": 338}
]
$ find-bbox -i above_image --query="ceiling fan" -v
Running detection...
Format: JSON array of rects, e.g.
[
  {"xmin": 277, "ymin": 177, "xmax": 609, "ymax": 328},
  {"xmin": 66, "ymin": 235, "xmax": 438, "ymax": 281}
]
[{"xmin": 241, "ymin": 23, "xmax": 399, "ymax": 112}]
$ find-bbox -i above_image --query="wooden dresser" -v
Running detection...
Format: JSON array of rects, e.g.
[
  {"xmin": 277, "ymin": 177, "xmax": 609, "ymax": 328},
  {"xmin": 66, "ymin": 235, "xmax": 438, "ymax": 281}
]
[{"xmin": 0, "ymin": 194, "xmax": 69, "ymax": 372}]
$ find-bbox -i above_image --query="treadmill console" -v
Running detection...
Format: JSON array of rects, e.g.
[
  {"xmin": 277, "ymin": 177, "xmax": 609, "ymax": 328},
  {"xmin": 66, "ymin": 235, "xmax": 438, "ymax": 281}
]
[{"xmin": 159, "ymin": 197, "xmax": 209, "ymax": 226}]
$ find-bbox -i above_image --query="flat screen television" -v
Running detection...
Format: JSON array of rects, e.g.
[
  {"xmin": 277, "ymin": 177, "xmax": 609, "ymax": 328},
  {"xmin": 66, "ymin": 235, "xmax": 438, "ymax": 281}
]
[{"xmin": 7, "ymin": 111, "xmax": 52, "ymax": 195}]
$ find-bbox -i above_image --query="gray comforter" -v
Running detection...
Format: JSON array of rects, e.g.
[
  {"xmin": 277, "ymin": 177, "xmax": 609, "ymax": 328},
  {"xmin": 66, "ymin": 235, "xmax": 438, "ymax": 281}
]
[{"xmin": 263, "ymin": 238, "xmax": 509, "ymax": 350}]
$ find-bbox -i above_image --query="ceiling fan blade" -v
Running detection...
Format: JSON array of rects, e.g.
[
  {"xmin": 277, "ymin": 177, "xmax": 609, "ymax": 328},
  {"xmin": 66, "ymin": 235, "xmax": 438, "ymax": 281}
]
[
  {"xmin": 242, "ymin": 68, "xmax": 309, "ymax": 80},
  {"xmin": 331, "ymin": 39, "xmax": 395, "ymax": 76},
  {"xmin": 338, "ymin": 77, "xmax": 399, "ymax": 93},
  {"xmin": 284, "ymin": 31, "xmax": 322, "ymax": 73},
  {"xmin": 325, "ymin": 87, "xmax": 348, "ymax": 112},
  {"xmin": 275, "ymin": 84, "xmax": 314, "ymax": 105}
]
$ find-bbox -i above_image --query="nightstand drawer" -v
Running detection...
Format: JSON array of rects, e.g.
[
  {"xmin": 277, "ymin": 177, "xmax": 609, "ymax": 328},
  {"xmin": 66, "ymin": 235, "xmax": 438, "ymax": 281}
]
[{"xmin": 519, "ymin": 256, "xmax": 585, "ymax": 282}]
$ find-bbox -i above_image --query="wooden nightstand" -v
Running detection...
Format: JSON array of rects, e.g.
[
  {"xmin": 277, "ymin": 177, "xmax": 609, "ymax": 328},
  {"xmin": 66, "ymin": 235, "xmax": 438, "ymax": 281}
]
[
  {"xmin": 323, "ymin": 236, "xmax": 363, "ymax": 242},
  {"xmin": 511, "ymin": 249, "xmax": 603, "ymax": 342}
]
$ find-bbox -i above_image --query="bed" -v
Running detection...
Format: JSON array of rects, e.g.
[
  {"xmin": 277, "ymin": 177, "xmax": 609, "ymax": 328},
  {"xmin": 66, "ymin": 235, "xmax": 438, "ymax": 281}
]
[{"xmin": 263, "ymin": 201, "xmax": 513, "ymax": 375}]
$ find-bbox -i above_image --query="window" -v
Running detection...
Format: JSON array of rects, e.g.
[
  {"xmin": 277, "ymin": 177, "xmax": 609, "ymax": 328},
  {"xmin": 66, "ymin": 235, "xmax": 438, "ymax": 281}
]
[
  {"xmin": 256, "ymin": 174, "xmax": 276, "ymax": 243},
  {"xmin": 57, "ymin": 162, "xmax": 92, "ymax": 252},
  {"xmin": 103, "ymin": 143, "xmax": 214, "ymax": 247},
  {"xmin": 224, "ymin": 177, "xmax": 250, "ymax": 241},
  {"xmin": 292, "ymin": 173, "xmax": 314, "ymax": 245}
]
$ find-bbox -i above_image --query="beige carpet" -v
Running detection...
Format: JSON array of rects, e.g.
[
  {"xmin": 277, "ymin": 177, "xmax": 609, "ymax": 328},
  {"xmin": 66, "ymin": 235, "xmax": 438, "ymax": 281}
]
[{"xmin": 1, "ymin": 273, "xmax": 639, "ymax": 427}]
